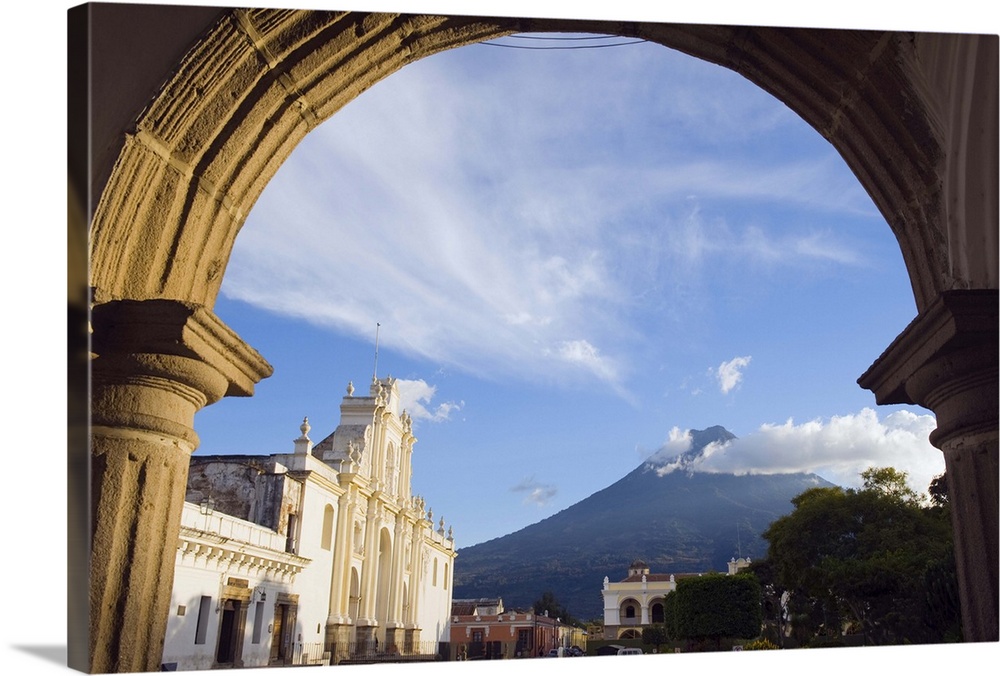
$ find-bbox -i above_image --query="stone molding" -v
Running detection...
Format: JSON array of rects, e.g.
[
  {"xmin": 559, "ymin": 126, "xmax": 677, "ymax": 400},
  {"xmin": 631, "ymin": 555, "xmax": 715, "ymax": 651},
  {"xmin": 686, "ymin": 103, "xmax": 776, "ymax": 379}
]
[
  {"xmin": 178, "ymin": 527, "xmax": 310, "ymax": 579},
  {"xmin": 91, "ymin": 299, "xmax": 274, "ymax": 399},
  {"xmin": 858, "ymin": 289, "xmax": 997, "ymax": 402},
  {"xmin": 858, "ymin": 289, "xmax": 998, "ymax": 446},
  {"xmin": 89, "ymin": 10, "xmax": 991, "ymax": 313}
]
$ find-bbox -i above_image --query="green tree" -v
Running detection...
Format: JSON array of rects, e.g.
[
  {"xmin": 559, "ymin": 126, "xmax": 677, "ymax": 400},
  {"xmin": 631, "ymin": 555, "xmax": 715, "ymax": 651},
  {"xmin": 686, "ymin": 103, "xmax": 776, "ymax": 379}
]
[
  {"xmin": 670, "ymin": 574, "xmax": 763, "ymax": 648},
  {"xmin": 861, "ymin": 466, "xmax": 920, "ymax": 503},
  {"xmin": 928, "ymin": 472, "xmax": 949, "ymax": 507},
  {"xmin": 532, "ymin": 591, "xmax": 576, "ymax": 626},
  {"xmin": 760, "ymin": 467, "xmax": 959, "ymax": 646},
  {"xmin": 641, "ymin": 624, "xmax": 669, "ymax": 651},
  {"xmin": 748, "ymin": 557, "xmax": 788, "ymax": 647},
  {"xmin": 662, "ymin": 589, "xmax": 678, "ymax": 639}
]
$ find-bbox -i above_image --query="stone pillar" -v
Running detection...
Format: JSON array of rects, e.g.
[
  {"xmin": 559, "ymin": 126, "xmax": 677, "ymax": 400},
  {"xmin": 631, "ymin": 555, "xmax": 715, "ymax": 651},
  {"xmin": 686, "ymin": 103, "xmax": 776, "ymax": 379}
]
[
  {"xmin": 385, "ymin": 513, "xmax": 407, "ymax": 641},
  {"xmin": 356, "ymin": 494, "xmax": 382, "ymax": 646},
  {"xmin": 325, "ymin": 489, "xmax": 355, "ymax": 657},
  {"xmin": 859, "ymin": 289, "xmax": 998, "ymax": 642},
  {"xmin": 88, "ymin": 300, "xmax": 272, "ymax": 672}
]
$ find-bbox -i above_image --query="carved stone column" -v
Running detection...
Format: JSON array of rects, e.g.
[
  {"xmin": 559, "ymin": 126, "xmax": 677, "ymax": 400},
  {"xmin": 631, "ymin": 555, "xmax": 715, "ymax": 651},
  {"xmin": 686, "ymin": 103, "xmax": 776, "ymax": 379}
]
[
  {"xmin": 325, "ymin": 487, "xmax": 356, "ymax": 661},
  {"xmin": 88, "ymin": 300, "xmax": 272, "ymax": 672},
  {"xmin": 859, "ymin": 289, "xmax": 998, "ymax": 642}
]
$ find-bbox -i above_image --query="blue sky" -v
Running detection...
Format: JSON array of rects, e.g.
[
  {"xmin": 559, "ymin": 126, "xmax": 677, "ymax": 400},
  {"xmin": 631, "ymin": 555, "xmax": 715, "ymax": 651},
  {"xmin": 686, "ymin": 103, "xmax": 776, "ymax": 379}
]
[{"xmin": 194, "ymin": 22, "xmax": 947, "ymax": 547}]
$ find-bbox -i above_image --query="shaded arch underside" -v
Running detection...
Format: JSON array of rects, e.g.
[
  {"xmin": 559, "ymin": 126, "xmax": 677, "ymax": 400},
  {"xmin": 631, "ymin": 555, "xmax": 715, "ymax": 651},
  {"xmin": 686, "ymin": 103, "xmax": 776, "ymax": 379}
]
[{"xmin": 90, "ymin": 8, "xmax": 968, "ymax": 314}]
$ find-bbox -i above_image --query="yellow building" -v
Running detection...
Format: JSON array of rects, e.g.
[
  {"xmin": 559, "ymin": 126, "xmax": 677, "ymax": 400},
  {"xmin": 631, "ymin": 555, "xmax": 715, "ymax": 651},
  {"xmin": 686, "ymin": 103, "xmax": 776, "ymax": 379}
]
[{"xmin": 601, "ymin": 559, "xmax": 749, "ymax": 639}]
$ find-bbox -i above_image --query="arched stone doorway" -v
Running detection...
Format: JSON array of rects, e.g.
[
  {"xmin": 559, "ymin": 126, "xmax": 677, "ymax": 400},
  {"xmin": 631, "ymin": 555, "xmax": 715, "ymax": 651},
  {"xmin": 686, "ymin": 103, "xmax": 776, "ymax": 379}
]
[{"xmin": 75, "ymin": 6, "xmax": 997, "ymax": 672}]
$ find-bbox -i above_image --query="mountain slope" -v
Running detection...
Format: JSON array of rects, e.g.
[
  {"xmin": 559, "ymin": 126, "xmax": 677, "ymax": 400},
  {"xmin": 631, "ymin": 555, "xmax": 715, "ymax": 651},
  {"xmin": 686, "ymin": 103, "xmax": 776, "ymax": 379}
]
[{"xmin": 452, "ymin": 426, "xmax": 834, "ymax": 620}]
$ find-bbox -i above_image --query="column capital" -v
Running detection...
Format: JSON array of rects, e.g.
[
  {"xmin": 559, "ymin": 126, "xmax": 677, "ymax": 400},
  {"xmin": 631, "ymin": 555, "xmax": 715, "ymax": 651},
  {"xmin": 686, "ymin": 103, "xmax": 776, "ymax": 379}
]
[
  {"xmin": 91, "ymin": 299, "xmax": 273, "ymax": 398},
  {"xmin": 90, "ymin": 299, "xmax": 273, "ymax": 446},
  {"xmin": 859, "ymin": 290, "xmax": 996, "ymax": 404},
  {"xmin": 858, "ymin": 289, "xmax": 997, "ymax": 447}
]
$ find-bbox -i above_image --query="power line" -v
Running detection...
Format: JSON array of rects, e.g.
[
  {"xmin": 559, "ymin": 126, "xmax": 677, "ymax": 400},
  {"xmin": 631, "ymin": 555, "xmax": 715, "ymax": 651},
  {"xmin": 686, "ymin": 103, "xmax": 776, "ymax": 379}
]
[
  {"xmin": 505, "ymin": 34, "xmax": 624, "ymax": 41},
  {"xmin": 478, "ymin": 39, "xmax": 647, "ymax": 50}
]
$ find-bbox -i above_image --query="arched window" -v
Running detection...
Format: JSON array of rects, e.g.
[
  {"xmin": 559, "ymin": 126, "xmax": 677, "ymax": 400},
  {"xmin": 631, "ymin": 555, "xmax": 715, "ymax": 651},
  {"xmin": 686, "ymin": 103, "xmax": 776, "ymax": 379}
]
[
  {"xmin": 349, "ymin": 568, "xmax": 361, "ymax": 618},
  {"xmin": 433, "ymin": 558, "xmax": 438, "ymax": 586},
  {"xmin": 444, "ymin": 562, "xmax": 449, "ymax": 589},
  {"xmin": 321, "ymin": 504, "xmax": 334, "ymax": 550},
  {"xmin": 651, "ymin": 602, "xmax": 664, "ymax": 624},
  {"xmin": 620, "ymin": 599, "xmax": 640, "ymax": 625}
]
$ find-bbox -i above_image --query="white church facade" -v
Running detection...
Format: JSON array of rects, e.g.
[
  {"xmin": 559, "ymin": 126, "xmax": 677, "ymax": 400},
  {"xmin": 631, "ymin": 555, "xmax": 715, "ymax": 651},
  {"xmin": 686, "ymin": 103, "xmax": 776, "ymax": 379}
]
[{"xmin": 161, "ymin": 376, "xmax": 457, "ymax": 670}]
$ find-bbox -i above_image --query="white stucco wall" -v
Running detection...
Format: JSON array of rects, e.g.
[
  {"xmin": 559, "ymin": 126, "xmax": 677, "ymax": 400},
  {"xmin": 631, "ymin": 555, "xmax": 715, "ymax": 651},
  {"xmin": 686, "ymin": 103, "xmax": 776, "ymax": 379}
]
[
  {"xmin": 273, "ymin": 454, "xmax": 342, "ymax": 661},
  {"xmin": 416, "ymin": 537, "xmax": 456, "ymax": 646},
  {"xmin": 162, "ymin": 503, "xmax": 305, "ymax": 671}
]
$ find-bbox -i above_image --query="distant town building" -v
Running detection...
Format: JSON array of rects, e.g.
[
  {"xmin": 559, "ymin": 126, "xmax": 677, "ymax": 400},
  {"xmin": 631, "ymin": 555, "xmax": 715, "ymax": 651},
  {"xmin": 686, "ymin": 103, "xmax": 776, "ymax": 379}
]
[
  {"xmin": 448, "ymin": 599, "xmax": 583, "ymax": 659},
  {"xmin": 451, "ymin": 598, "xmax": 505, "ymax": 616},
  {"xmin": 161, "ymin": 376, "xmax": 457, "ymax": 670},
  {"xmin": 601, "ymin": 558, "xmax": 750, "ymax": 639}
]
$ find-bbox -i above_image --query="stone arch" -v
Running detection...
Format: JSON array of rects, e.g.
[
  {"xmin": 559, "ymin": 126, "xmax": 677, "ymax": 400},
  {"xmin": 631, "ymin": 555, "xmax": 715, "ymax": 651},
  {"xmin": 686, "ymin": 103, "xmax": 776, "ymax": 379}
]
[
  {"xmin": 348, "ymin": 567, "xmax": 361, "ymax": 620},
  {"xmin": 89, "ymin": 9, "xmax": 996, "ymax": 313},
  {"xmin": 375, "ymin": 527, "xmax": 394, "ymax": 625},
  {"xmin": 648, "ymin": 597, "xmax": 666, "ymax": 624},
  {"xmin": 618, "ymin": 597, "xmax": 641, "ymax": 624},
  {"xmin": 81, "ymin": 7, "xmax": 997, "ymax": 671}
]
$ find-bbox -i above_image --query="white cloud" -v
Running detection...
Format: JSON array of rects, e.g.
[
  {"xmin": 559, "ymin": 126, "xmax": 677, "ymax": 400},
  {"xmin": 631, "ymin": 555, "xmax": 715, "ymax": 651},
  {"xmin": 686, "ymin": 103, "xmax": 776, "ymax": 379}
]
[
  {"xmin": 395, "ymin": 379, "xmax": 463, "ymax": 423},
  {"xmin": 551, "ymin": 339, "xmax": 621, "ymax": 384},
  {"xmin": 646, "ymin": 427, "xmax": 694, "ymax": 468},
  {"xmin": 716, "ymin": 356, "xmax": 751, "ymax": 394},
  {"xmin": 222, "ymin": 33, "xmax": 876, "ymax": 395},
  {"xmin": 658, "ymin": 408, "xmax": 943, "ymax": 497},
  {"xmin": 510, "ymin": 477, "xmax": 558, "ymax": 507}
]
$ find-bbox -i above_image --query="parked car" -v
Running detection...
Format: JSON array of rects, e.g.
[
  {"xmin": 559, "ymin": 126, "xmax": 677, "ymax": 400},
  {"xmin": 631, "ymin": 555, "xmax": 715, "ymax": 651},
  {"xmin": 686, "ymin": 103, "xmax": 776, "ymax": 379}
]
[
  {"xmin": 568, "ymin": 646, "xmax": 584, "ymax": 656},
  {"xmin": 617, "ymin": 647, "xmax": 643, "ymax": 655}
]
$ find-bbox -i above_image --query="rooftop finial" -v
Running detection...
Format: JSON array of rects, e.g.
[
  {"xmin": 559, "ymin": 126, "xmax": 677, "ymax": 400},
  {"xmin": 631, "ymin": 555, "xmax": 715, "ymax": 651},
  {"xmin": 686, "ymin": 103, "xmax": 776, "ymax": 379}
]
[{"xmin": 293, "ymin": 416, "xmax": 313, "ymax": 454}]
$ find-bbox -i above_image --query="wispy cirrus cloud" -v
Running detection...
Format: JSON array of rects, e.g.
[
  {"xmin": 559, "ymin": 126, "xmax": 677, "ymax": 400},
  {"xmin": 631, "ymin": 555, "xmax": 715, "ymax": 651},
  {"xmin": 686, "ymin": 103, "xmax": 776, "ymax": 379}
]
[{"xmin": 223, "ymin": 36, "xmax": 876, "ymax": 395}]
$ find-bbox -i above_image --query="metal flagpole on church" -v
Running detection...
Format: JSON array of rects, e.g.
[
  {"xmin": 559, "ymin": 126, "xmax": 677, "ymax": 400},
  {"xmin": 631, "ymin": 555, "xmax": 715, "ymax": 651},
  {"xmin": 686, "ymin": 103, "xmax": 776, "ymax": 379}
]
[{"xmin": 373, "ymin": 322, "xmax": 381, "ymax": 380}]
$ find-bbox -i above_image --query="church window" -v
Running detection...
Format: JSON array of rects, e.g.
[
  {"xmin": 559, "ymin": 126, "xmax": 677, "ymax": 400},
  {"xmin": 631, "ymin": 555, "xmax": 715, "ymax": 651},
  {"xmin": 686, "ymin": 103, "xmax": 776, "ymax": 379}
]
[
  {"xmin": 321, "ymin": 505, "xmax": 334, "ymax": 550},
  {"xmin": 251, "ymin": 601, "xmax": 265, "ymax": 644},
  {"xmin": 285, "ymin": 514, "xmax": 298, "ymax": 553},
  {"xmin": 194, "ymin": 595, "xmax": 212, "ymax": 644}
]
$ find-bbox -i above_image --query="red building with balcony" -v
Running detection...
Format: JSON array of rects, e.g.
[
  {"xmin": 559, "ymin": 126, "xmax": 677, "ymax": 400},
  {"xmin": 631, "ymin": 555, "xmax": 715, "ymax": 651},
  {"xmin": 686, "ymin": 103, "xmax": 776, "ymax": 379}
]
[{"xmin": 448, "ymin": 598, "xmax": 568, "ymax": 659}]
